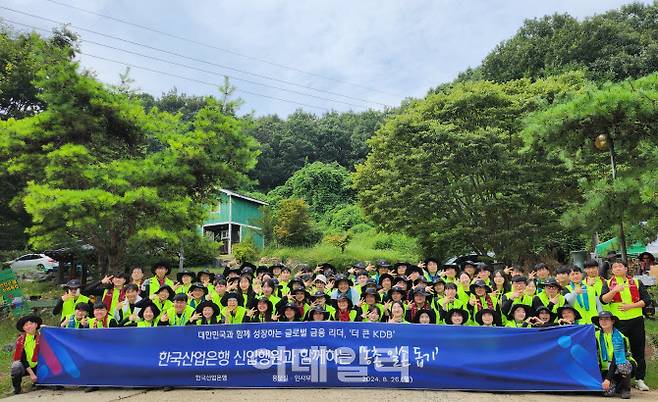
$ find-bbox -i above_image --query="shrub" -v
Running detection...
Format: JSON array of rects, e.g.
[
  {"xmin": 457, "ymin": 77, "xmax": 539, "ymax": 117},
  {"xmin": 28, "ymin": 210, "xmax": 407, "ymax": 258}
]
[
  {"xmin": 273, "ymin": 198, "xmax": 322, "ymax": 247},
  {"xmin": 232, "ymin": 239, "xmax": 258, "ymax": 263}
]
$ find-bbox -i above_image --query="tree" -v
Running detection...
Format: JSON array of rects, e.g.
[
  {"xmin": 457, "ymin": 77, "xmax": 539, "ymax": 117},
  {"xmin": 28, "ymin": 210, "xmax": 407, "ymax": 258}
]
[
  {"xmin": 324, "ymin": 232, "xmax": 352, "ymax": 253},
  {"xmin": 478, "ymin": 3, "xmax": 658, "ymax": 83},
  {"xmin": 267, "ymin": 161, "xmax": 355, "ymax": 220},
  {"xmin": 247, "ymin": 109, "xmax": 387, "ymax": 191},
  {"xmin": 354, "ymin": 73, "xmax": 588, "ymax": 262},
  {"xmin": 0, "ymin": 24, "xmax": 79, "ymax": 250},
  {"xmin": 273, "ymin": 198, "xmax": 321, "ymax": 247},
  {"xmin": 1, "ymin": 47, "xmax": 259, "ymax": 275},
  {"xmin": 524, "ymin": 73, "xmax": 658, "ymax": 254}
]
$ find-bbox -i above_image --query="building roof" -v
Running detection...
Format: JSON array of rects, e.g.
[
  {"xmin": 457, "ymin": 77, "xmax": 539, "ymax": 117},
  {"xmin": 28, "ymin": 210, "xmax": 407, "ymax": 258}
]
[{"xmin": 220, "ymin": 189, "xmax": 268, "ymax": 206}]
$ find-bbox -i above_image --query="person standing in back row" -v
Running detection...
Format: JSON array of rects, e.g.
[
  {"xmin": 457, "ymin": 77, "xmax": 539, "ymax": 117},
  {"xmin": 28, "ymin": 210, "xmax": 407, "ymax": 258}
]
[{"xmin": 600, "ymin": 261, "xmax": 653, "ymax": 391}]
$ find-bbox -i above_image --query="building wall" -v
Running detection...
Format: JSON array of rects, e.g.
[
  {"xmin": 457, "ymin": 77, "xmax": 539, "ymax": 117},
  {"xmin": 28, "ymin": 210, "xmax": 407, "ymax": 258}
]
[{"xmin": 202, "ymin": 192, "xmax": 266, "ymax": 250}]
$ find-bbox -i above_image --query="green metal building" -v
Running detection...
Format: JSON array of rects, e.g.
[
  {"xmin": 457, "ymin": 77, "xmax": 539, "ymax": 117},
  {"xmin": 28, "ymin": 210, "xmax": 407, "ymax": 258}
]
[{"xmin": 202, "ymin": 189, "xmax": 267, "ymax": 254}]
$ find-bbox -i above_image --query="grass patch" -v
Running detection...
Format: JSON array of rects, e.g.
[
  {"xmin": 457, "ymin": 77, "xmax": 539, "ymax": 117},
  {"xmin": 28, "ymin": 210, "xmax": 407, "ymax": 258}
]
[{"xmin": 261, "ymin": 229, "xmax": 420, "ymax": 268}]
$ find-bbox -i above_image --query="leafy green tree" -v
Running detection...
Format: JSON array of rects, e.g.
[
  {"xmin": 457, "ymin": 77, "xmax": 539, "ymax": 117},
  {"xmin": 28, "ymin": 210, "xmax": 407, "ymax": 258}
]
[
  {"xmin": 0, "ymin": 48, "xmax": 259, "ymax": 275},
  {"xmin": 524, "ymin": 73, "xmax": 658, "ymax": 252},
  {"xmin": 267, "ymin": 161, "xmax": 355, "ymax": 220},
  {"xmin": 0, "ymin": 25, "xmax": 79, "ymax": 250},
  {"xmin": 324, "ymin": 232, "xmax": 352, "ymax": 253},
  {"xmin": 273, "ymin": 198, "xmax": 321, "ymax": 247},
  {"xmin": 354, "ymin": 73, "xmax": 588, "ymax": 262},
  {"xmin": 478, "ymin": 3, "xmax": 658, "ymax": 83},
  {"xmin": 248, "ymin": 109, "xmax": 387, "ymax": 191}
]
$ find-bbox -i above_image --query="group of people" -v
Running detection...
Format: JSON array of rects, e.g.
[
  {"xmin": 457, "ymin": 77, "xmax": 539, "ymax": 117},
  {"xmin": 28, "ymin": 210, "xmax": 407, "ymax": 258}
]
[{"xmin": 12, "ymin": 253, "xmax": 655, "ymax": 397}]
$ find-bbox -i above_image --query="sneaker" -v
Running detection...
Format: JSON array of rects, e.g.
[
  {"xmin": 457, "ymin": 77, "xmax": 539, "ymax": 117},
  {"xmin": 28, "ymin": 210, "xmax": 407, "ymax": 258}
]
[
  {"xmin": 635, "ymin": 379, "xmax": 650, "ymax": 391},
  {"xmin": 621, "ymin": 389, "xmax": 631, "ymax": 399}
]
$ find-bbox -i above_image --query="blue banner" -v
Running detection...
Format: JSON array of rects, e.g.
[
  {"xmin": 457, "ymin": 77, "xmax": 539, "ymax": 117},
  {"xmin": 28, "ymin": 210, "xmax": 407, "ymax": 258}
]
[{"xmin": 37, "ymin": 322, "xmax": 602, "ymax": 391}]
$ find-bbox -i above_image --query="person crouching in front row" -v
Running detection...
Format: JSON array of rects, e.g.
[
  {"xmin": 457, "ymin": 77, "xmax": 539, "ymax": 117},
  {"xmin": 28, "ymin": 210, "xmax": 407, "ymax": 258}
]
[
  {"xmin": 593, "ymin": 312, "xmax": 636, "ymax": 399},
  {"xmin": 11, "ymin": 316, "xmax": 41, "ymax": 395}
]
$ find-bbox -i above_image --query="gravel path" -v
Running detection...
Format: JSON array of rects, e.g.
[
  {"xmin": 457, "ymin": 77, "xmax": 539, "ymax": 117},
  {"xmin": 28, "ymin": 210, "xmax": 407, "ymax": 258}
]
[{"xmin": 4, "ymin": 388, "xmax": 658, "ymax": 402}]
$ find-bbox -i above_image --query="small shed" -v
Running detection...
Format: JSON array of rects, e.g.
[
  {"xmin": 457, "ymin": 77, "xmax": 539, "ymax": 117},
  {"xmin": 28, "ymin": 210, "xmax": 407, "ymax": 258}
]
[{"xmin": 202, "ymin": 189, "xmax": 267, "ymax": 254}]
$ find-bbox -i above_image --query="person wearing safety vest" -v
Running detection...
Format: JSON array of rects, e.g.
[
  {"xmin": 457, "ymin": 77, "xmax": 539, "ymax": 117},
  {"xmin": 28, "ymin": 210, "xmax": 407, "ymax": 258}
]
[
  {"xmin": 142, "ymin": 261, "xmax": 175, "ymax": 296},
  {"xmin": 334, "ymin": 294, "xmax": 360, "ymax": 322},
  {"xmin": 88, "ymin": 302, "xmax": 119, "ymax": 329},
  {"xmin": 308, "ymin": 291, "xmax": 336, "ymax": 320},
  {"xmin": 405, "ymin": 288, "xmax": 432, "ymax": 323},
  {"xmin": 505, "ymin": 304, "xmax": 532, "ymax": 328},
  {"xmin": 52, "ymin": 279, "xmax": 92, "ymax": 322},
  {"xmin": 191, "ymin": 300, "xmax": 221, "ymax": 325},
  {"xmin": 249, "ymin": 296, "xmax": 278, "ymax": 322},
  {"xmin": 211, "ymin": 278, "xmax": 228, "ymax": 310},
  {"xmin": 600, "ymin": 261, "xmax": 652, "ymax": 392},
  {"xmin": 114, "ymin": 283, "xmax": 142, "ymax": 326},
  {"xmin": 500, "ymin": 275, "xmax": 533, "ymax": 325},
  {"xmin": 564, "ymin": 266, "xmax": 602, "ymax": 325},
  {"xmin": 531, "ymin": 278, "xmax": 565, "ymax": 318},
  {"xmin": 85, "ymin": 271, "xmax": 130, "ymax": 315},
  {"xmin": 148, "ymin": 284, "xmax": 174, "ymax": 322},
  {"xmin": 11, "ymin": 315, "xmax": 42, "ymax": 395},
  {"xmin": 174, "ymin": 269, "xmax": 196, "ymax": 295},
  {"xmin": 258, "ymin": 279, "xmax": 282, "ymax": 308},
  {"xmin": 467, "ymin": 279, "xmax": 500, "ymax": 321},
  {"xmin": 436, "ymin": 283, "xmax": 469, "ymax": 324},
  {"xmin": 161, "ymin": 293, "xmax": 196, "ymax": 326},
  {"xmin": 60, "ymin": 302, "xmax": 90, "ymax": 328},
  {"xmin": 556, "ymin": 305, "xmax": 582, "ymax": 325},
  {"xmin": 583, "ymin": 259, "xmax": 606, "ymax": 297},
  {"xmin": 387, "ymin": 300, "xmax": 408, "ymax": 323},
  {"xmin": 122, "ymin": 301, "xmax": 160, "ymax": 328},
  {"xmin": 534, "ymin": 263, "xmax": 551, "ymax": 293},
  {"xmin": 187, "ymin": 283, "xmax": 208, "ymax": 310},
  {"xmin": 220, "ymin": 292, "xmax": 248, "ymax": 324},
  {"xmin": 196, "ymin": 268, "xmax": 217, "ymax": 300},
  {"xmin": 592, "ymin": 311, "xmax": 637, "ymax": 398}
]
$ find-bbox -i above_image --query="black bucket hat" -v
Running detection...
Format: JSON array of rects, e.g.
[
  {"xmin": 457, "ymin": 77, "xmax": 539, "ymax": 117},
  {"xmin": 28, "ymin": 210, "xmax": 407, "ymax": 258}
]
[
  {"xmin": 361, "ymin": 287, "xmax": 381, "ymax": 303},
  {"xmin": 335, "ymin": 293, "xmax": 354, "ymax": 310},
  {"xmin": 308, "ymin": 306, "xmax": 330, "ymax": 320},
  {"xmin": 310, "ymin": 290, "xmax": 328, "ymax": 301},
  {"xmin": 591, "ymin": 311, "xmax": 619, "ymax": 327},
  {"xmin": 138, "ymin": 302, "xmax": 161, "ymax": 320},
  {"xmin": 376, "ymin": 260, "xmax": 391, "ymax": 268},
  {"xmin": 220, "ymin": 292, "xmax": 244, "ymax": 306},
  {"xmin": 475, "ymin": 308, "xmax": 501, "ymax": 326},
  {"xmin": 638, "ymin": 252, "xmax": 655, "ymax": 262},
  {"xmin": 393, "ymin": 275, "xmax": 412, "ymax": 290},
  {"xmin": 413, "ymin": 308, "xmax": 437, "ymax": 324},
  {"xmin": 151, "ymin": 261, "xmax": 171, "ymax": 275},
  {"xmin": 189, "ymin": 282, "xmax": 209, "ymax": 296},
  {"xmin": 334, "ymin": 274, "xmax": 354, "ymax": 287},
  {"xmin": 155, "ymin": 284, "xmax": 175, "ymax": 300},
  {"xmin": 533, "ymin": 306, "xmax": 556, "ymax": 322},
  {"xmin": 557, "ymin": 305, "xmax": 582, "ymax": 321},
  {"xmin": 469, "ymin": 279, "xmax": 492, "ymax": 294},
  {"xmin": 196, "ymin": 268, "xmax": 216, "ymax": 282},
  {"xmin": 255, "ymin": 296, "xmax": 273, "ymax": 312},
  {"xmin": 507, "ymin": 304, "xmax": 532, "ymax": 320},
  {"xmin": 377, "ymin": 273, "xmax": 395, "ymax": 286},
  {"xmin": 387, "ymin": 286, "xmax": 407, "ymax": 301},
  {"xmin": 280, "ymin": 302, "xmax": 302, "ymax": 320},
  {"xmin": 195, "ymin": 300, "xmax": 220, "ymax": 317},
  {"xmin": 542, "ymin": 278, "xmax": 562, "ymax": 290},
  {"xmin": 445, "ymin": 308, "xmax": 469, "ymax": 325},
  {"xmin": 176, "ymin": 269, "xmax": 197, "ymax": 283},
  {"xmin": 62, "ymin": 279, "xmax": 82, "ymax": 289},
  {"xmin": 16, "ymin": 315, "xmax": 42, "ymax": 332}
]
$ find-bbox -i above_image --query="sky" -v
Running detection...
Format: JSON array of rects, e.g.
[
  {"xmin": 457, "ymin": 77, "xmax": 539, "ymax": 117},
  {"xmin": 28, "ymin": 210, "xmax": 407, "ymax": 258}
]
[{"xmin": 1, "ymin": 0, "xmax": 652, "ymax": 117}]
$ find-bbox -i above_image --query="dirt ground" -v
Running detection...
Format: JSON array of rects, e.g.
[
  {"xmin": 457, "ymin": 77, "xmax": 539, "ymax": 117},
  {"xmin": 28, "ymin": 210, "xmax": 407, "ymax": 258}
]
[{"xmin": 4, "ymin": 388, "xmax": 658, "ymax": 402}]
